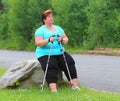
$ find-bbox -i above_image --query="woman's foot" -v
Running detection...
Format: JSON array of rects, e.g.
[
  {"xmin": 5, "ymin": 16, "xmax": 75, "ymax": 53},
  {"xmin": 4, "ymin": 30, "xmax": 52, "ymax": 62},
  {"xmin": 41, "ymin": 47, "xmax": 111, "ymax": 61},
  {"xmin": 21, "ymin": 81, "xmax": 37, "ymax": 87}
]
[
  {"xmin": 72, "ymin": 85, "xmax": 80, "ymax": 91},
  {"xmin": 49, "ymin": 83, "xmax": 57, "ymax": 93},
  {"xmin": 51, "ymin": 89, "xmax": 57, "ymax": 93},
  {"xmin": 71, "ymin": 78, "xmax": 80, "ymax": 91}
]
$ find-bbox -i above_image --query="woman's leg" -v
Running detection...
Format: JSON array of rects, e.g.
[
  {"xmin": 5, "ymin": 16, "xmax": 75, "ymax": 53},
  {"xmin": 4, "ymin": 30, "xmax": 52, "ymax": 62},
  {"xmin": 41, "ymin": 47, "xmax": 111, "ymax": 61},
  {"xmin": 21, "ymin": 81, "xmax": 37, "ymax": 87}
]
[
  {"xmin": 57, "ymin": 52, "xmax": 80, "ymax": 90},
  {"xmin": 49, "ymin": 83, "xmax": 57, "ymax": 92},
  {"xmin": 38, "ymin": 56, "xmax": 59, "ymax": 92}
]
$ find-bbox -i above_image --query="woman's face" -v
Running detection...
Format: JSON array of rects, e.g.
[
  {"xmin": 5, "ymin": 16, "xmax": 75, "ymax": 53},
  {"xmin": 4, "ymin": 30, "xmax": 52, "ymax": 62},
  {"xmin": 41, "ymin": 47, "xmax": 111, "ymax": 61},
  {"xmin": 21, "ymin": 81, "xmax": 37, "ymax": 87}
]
[{"xmin": 44, "ymin": 13, "xmax": 54, "ymax": 25}]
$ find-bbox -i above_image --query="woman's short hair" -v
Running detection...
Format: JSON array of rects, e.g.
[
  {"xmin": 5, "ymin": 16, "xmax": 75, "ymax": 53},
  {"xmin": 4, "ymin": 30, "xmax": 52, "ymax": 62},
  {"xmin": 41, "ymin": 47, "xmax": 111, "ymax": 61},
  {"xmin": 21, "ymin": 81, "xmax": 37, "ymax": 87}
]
[{"xmin": 41, "ymin": 9, "xmax": 52, "ymax": 24}]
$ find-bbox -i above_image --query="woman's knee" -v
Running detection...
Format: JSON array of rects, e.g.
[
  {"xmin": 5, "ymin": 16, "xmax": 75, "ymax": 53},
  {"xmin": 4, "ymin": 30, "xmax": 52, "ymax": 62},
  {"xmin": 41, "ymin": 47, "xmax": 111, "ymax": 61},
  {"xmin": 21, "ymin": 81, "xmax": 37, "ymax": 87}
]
[
  {"xmin": 48, "ymin": 57, "xmax": 59, "ymax": 70},
  {"xmin": 64, "ymin": 52, "xmax": 75, "ymax": 65}
]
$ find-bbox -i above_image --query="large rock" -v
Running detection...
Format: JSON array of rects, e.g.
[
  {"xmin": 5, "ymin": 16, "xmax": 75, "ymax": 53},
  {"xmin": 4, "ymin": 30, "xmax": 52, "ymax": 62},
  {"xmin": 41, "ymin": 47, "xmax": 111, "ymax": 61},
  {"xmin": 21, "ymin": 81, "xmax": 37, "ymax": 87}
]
[{"xmin": 0, "ymin": 59, "xmax": 63, "ymax": 89}]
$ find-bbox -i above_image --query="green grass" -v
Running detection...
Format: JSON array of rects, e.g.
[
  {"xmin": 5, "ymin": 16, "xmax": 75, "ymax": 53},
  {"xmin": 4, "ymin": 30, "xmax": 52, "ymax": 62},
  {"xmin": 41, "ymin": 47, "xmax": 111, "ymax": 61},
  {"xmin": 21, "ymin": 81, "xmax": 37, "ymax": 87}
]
[
  {"xmin": 0, "ymin": 68, "xmax": 120, "ymax": 101},
  {"xmin": 0, "ymin": 86, "xmax": 120, "ymax": 101},
  {"xmin": 0, "ymin": 67, "xmax": 7, "ymax": 76}
]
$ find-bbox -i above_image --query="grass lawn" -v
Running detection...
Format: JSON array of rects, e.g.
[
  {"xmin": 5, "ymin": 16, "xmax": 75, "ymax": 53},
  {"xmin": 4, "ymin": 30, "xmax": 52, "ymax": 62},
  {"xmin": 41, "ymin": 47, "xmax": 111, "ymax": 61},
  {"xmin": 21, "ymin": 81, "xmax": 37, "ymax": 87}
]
[
  {"xmin": 0, "ymin": 86, "xmax": 120, "ymax": 101},
  {"xmin": 0, "ymin": 68, "xmax": 120, "ymax": 101},
  {"xmin": 0, "ymin": 67, "xmax": 7, "ymax": 76}
]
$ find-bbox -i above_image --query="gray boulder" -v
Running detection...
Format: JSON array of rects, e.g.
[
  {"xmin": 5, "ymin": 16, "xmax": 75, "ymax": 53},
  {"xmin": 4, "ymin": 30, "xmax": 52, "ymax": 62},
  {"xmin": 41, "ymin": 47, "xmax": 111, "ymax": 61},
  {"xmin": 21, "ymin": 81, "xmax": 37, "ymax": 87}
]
[{"xmin": 0, "ymin": 59, "xmax": 63, "ymax": 89}]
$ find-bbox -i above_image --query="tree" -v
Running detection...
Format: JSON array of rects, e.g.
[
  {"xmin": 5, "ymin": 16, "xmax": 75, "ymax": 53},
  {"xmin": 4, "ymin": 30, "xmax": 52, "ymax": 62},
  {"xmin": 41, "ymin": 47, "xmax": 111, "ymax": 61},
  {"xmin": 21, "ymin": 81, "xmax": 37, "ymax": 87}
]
[
  {"xmin": 0, "ymin": 0, "xmax": 4, "ymax": 10},
  {"xmin": 51, "ymin": 0, "xmax": 88, "ymax": 47},
  {"xmin": 0, "ymin": 0, "xmax": 9, "ymax": 48},
  {"xmin": 85, "ymin": 0, "xmax": 120, "ymax": 49},
  {"xmin": 105, "ymin": 0, "xmax": 120, "ymax": 47},
  {"xmin": 66, "ymin": 0, "xmax": 88, "ymax": 47},
  {"xmin": 1, "ymin": 0, "xmax": 51, "ymax": 50},
  {"xmin": 26, "ymin": 0, "xmax": 51, "ymax": 50},
  {"xmin": 6, "ymin": 0, "xmax": 30, "ymax": 49},
  {"xmin": 0, "ymin": 0, "xmax": 120, "ymax": 50}
]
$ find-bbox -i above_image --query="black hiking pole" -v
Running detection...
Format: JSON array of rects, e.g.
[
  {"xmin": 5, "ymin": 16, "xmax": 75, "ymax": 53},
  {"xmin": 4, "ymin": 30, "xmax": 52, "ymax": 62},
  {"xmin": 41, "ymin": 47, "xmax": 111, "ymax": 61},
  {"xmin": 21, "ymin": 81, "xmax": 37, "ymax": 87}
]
[{"xmin": 57, "ymin": 35, "xmax": 72, "ymax": 83}]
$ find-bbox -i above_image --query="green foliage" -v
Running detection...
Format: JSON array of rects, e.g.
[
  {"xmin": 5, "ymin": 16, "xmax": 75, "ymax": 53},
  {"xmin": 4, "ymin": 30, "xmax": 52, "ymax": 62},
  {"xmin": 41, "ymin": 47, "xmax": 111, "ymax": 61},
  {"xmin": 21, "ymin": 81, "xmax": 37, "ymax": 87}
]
[
  {"xmin": 15, "ymin": 81, "xmax": 21, "ymax": 86},
  {"xmin": 66, "ymin": 0, "xmax": 88, "ymax": 47},
  {"xmin": 25, "ymin": 0, "xmax": 51, "ymax": 50},
  {"xmin": 0, "ymin": 0, "xmax": 51, "ymax": 50},
  {"xmin": 0, "ymin": 0, "xmax": 9, "ymax": 45},
  {"xmin": 0, "ymin": 0, "xmax": 120, "ymax": 50},
  {"xmin": 51, "ymin": 0, "xmax": 88, "ymax": 47},
  {"xmin": 84, "ymin": 0, "xmax": 120, "ymax": 49}
]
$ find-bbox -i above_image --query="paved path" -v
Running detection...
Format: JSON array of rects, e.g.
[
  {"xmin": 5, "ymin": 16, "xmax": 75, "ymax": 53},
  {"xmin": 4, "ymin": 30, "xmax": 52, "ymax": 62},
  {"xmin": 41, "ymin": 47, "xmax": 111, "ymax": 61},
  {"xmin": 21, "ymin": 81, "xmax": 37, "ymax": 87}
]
[{"xmin": 0, "ymin": 50, "xmax": 120, "ymax": 93}]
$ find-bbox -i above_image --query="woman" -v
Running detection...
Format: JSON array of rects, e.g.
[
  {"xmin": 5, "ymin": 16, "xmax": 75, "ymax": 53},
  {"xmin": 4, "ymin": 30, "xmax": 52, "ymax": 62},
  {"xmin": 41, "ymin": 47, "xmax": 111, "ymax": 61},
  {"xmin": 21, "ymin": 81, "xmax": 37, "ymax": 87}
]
[{"xmin": 35, "ymin": 9, "xmax": 80, "ymax": 93}]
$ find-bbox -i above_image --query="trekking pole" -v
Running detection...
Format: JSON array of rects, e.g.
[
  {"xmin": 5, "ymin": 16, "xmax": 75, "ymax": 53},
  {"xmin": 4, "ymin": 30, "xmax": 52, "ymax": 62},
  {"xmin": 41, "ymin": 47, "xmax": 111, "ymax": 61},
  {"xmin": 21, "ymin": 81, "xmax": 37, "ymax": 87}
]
[
  {"xmin": 41, "ymin": 36, "xmax": 55, "ymax": 92},
  {"xmin": 57, "ymin": 35, "xmax": 72, "ymax": 83},
  {"xmin": 41, "ymin": 35, "xmax": 55, "ymax": 92},
  {"xmin": 41, "ymin": 45, "xmax": 52, "ymax": 93}
]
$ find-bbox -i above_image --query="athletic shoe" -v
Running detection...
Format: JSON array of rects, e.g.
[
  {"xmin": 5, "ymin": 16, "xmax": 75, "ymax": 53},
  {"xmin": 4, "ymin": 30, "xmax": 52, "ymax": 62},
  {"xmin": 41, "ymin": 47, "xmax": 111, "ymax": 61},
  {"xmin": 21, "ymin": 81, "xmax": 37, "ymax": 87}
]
[
  {"xmin": 72, "ymin": 86, "xmax": 80, "ymax": 91},
  {"xmin": 51, "ymin": 89, "xmax": 57, "ymax": 93}
]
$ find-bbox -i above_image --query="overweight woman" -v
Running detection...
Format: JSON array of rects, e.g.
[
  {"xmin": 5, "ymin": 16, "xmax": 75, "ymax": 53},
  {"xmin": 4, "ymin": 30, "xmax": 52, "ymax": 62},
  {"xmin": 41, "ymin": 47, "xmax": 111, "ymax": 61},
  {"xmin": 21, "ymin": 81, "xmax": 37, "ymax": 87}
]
[{"xmin": 35, "ymin": 9, "xmax": 80, "ymax": 93}]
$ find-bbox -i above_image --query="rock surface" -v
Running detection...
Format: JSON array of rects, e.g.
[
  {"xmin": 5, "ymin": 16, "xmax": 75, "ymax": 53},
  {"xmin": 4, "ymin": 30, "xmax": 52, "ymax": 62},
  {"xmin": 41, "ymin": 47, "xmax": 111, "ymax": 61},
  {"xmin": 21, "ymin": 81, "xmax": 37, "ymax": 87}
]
[{"xmin": 0, "ymin": 59, "xmax": 63, "ymax": 88}]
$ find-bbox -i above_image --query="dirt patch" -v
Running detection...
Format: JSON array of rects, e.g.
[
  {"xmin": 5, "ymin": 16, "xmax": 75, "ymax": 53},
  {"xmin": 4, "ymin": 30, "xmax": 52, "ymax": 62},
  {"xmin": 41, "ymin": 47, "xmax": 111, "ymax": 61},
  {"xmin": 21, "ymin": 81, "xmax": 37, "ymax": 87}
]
[{"xmin": 88, "ymin": 48, "xmax": 120, "ymax": 56}]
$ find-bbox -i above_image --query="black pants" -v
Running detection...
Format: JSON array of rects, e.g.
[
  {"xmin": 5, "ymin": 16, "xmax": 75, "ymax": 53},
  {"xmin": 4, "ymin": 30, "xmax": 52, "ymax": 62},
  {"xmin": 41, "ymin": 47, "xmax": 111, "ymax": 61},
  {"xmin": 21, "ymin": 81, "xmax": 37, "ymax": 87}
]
[{"xmin": 38, "ymin": 52, "xmax": 78, "ymax": 85}]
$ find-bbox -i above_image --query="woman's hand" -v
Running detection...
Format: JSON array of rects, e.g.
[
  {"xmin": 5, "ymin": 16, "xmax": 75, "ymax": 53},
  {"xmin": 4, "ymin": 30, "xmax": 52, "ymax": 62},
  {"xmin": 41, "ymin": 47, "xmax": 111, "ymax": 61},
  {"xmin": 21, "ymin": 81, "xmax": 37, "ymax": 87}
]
[
  {"xmin": 49, "ymin": 35, "xmax": 55, "ymax": 43},
  {"xmin": 58, "ymin": 37, "xmax": 63, "ymax": 43},
  {"xmin": 57, "ymin": 34, "xmax": 69, "ymax": 45}
]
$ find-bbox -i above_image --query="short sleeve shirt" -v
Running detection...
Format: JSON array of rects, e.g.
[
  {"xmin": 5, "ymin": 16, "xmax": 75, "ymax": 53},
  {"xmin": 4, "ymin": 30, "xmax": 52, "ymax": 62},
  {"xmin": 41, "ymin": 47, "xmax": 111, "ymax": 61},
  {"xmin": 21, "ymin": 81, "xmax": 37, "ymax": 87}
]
[{"xmin": 35, "ymin": 25, "xmax": 65, "ymax": 58}]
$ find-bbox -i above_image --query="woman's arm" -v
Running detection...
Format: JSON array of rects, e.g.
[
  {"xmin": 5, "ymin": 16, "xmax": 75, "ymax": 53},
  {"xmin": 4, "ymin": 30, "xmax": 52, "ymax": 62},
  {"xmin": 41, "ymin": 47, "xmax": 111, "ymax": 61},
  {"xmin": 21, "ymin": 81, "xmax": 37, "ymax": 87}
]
[
  {"xmin": 35, "ymin": 36, "xmax": 49, "ymax": 47},
  {"xmin": 35, "ymin": 36, "xmax": 55, "ymax": 47},
  {"xmin": 62, "ymin": 33, "xmax": 69, "ymax": 45}
]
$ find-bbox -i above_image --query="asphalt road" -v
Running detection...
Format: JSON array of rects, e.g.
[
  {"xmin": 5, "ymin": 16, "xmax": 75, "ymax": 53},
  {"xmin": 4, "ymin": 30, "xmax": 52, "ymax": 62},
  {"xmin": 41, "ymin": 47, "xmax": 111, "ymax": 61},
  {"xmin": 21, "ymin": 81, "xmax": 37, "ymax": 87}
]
[{"xmin": 0, "ymin": 50, "xmax": 120, "ymax": 93}]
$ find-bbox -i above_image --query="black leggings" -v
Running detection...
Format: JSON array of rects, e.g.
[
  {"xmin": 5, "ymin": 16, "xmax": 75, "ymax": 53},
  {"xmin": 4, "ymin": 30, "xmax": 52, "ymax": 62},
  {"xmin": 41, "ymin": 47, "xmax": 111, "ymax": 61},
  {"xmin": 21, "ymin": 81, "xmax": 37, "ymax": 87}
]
[{"xmin": 38, "ymin": 52, "xmax": 78, "ymax": 85}]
